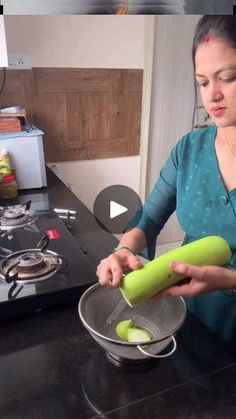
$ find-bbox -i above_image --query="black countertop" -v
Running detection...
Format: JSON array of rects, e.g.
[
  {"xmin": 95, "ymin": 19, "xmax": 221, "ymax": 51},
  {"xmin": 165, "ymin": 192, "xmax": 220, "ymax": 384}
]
[
  {"xmin": 43, "ymin": 167, "xmax": 119, "ymax": 269},
  {"xmin": 1, "ymin": 169, "xmax": 236, "ymax": 418}
]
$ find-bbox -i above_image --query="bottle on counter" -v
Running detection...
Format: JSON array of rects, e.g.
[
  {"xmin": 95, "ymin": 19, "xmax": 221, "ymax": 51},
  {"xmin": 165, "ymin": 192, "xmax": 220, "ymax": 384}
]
[
  {"xmin": 0, "ymin": 149, "xmax": 12, "ymax": 177},
  {"xmin": 0, "ymin": 174, "xmax": 18, "ymax": 200}
]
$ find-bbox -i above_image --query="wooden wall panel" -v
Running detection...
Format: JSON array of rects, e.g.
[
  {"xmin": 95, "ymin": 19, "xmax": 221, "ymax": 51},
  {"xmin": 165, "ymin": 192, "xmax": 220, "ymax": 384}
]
[
  {"xmin": 35, "ymin": 68, "xmax": 111, "ymax": 93},
  {"xmin": 126, "ymin": 90, "xmax": 142, "ymax": 155},
  {"xmin": 66, "ymin": 93, "xmax": 89, "ymax": 144},
  {"xmin": 41, "ymin": 92, "xmax": 68, "ymax": 162},
  {"xmin": 0, "ymin": 68, "xmax": 143, "ymax": 162},
  {"xmin": 110, "ymin": 71, "xmax": 127, "ymax": 139},
  {"xmin": 89, "ymin": 92, "xmax": 110, "ymax": 140}
]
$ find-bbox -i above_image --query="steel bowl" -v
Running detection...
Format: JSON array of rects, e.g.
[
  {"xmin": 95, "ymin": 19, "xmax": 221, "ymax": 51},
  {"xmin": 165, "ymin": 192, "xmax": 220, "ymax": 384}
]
[{"xmin": 78, "ymin": 283, "xmax": 187, "ymax": 364}]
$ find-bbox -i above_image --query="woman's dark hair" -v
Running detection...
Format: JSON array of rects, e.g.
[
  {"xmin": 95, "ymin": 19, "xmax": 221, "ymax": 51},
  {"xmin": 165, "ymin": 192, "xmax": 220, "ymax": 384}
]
[{"xmin": 192, "ymin": 16, "xmax": 236, "ymax": 68}]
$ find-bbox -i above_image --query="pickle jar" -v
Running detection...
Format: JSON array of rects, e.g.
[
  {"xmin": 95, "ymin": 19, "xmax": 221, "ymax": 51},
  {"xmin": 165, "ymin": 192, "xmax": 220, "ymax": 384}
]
[{"xmin": 0, "ymin": 174, "xmax": 18, "ymax": 200}]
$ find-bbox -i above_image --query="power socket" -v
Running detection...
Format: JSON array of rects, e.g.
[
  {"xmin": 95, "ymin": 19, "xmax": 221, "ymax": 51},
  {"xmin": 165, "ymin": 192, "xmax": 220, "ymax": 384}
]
[{"xmin": 8, "ymin": 53, "xmax": 32, "ymax": 70}]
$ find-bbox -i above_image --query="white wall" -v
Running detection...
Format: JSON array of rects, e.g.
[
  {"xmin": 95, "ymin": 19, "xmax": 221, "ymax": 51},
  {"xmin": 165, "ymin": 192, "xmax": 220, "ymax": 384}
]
[
  {"xmin": 5, "ymin": 15, "xmax": 144, "ymax": 69},
  {"xmin": 48, "ymin": 156, "xmax": 140, "ymax": 211}
]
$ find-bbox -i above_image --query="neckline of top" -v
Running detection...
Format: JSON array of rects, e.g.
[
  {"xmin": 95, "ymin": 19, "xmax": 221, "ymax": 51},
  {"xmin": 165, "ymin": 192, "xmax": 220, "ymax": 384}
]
[{"xmin": 211, "ymin": 125, "xmax": 236, "ymax": 197}]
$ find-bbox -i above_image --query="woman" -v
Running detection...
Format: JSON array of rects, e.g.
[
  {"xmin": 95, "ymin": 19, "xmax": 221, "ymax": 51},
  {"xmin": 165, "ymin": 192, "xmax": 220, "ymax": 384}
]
[{"xmin": 96, "ymin": 16, "xmax": 236, "ymax": 345}]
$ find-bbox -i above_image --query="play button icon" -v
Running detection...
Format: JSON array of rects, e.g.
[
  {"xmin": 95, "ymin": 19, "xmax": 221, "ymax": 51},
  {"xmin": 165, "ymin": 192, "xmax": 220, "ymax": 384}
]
[
  {"xmin": 93, "ymin": 185, "xmax": 143, "ymax": 234},
  {"xmin": 110, "ymin": 201, "xmax": 128, "ymax": 219}
]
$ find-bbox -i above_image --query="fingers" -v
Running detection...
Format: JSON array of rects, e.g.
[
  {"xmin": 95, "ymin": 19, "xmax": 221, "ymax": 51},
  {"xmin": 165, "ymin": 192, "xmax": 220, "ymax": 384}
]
[
  {"xmin": 155, "ymin": 261, "xmax": 207, "ymax": 298},
  {"xmin": 128, "ymin": 255, "xmax": 143, "ymax": 271},
  {"xmin": 152, "ymin": 284, "xmax": 190, "ymax": 299},
  {"xmin": 160, "ymin": 284, "xmax": 195, "ymax": 297},
  {"xmin": 154, "ymin": 264, "xmax": 235, "ymax": 300},
  {"xmin": 96, "ymin": 253, "xmax": 143, "ymax": 289},
  {"xmin": 154, "ymin": 282, "xmax": 203, "ymax": 298},
  {"xmin": 170, "ymin": 261, "xmax": 206, "ymax": 280},
  {"xmin": 152, "ymin": 289, "xmax": 170, "ymax": 300},
  {"xmin": 96, "ymin": 258, "xmax": 122, "ymax": 288}
]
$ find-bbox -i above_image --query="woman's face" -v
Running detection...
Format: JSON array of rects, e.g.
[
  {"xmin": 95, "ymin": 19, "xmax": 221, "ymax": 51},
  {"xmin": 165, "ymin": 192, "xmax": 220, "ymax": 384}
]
[{"xmin": 195, "ymin": 37, "xmax": 236, "ymax": 128}]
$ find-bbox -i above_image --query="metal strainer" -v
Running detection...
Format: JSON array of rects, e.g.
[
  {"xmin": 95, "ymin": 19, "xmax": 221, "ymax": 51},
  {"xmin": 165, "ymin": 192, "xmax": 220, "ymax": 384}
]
[{"xmin": 78, "ymin": 283, "xmax": 187, "ymax": 363}]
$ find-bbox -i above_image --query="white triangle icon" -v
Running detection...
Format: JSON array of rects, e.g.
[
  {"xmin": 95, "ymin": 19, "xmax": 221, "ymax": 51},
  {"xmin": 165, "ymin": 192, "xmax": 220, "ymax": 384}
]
[{"xmin": 110, "ymin": 200, "xmax": 128, "ymax": 219}]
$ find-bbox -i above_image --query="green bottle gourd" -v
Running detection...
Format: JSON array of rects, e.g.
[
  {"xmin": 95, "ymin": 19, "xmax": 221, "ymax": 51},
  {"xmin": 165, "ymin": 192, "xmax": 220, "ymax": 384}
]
[{"xmin": 119, "ymin": 236, "xmax": 232, "ymax": 307}]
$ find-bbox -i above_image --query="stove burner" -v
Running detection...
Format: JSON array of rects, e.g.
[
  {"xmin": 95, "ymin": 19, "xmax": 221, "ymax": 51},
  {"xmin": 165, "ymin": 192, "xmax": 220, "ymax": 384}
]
[
  {"xmin": 0, "ymin": 201, "xmax": 37, "ymax": 230},
  {"xmin": 0, "ymin": 250, "xmax": 67, "ymax": 284},
  {"xmin": 3, "ymin": 209, "xmax": 24, "ymax": 219},
  {"xmin": 17, "ymin": 252, "xmax": 45, "ymax": 272},
  {"xmin": 1, "ymin": 212, "xmax": 33, "ymax": 227},
  {"xmin": 0, "ymin": 234, "xmax": 68, "ymax": 285}
]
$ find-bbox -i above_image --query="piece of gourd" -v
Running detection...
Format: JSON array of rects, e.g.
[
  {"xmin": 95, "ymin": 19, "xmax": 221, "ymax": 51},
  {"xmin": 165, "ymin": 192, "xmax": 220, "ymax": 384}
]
[
  {"xmin": 115, "ymin": 319, "xmax": 135, "ymax": 341},
  {"xmin": 119, "ymin": 236, "xmax": 231, "ymax": 306},
  {"xmin": 127, "ymin": 328, "xmax": 152, "ymax": 343},
  {"xmin": 115, "ymin": 318, "xmax": 152, "ymax": 343}
]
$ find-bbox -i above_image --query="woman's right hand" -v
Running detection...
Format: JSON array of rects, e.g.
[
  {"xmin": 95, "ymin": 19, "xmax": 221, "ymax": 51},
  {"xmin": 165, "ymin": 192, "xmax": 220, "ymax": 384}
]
[{"xmin": 96, "ymin": 250, "xmax": 143, "ymax": 289}]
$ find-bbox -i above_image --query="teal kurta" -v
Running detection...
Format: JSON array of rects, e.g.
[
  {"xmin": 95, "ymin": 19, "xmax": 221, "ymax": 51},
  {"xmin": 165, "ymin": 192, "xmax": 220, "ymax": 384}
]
[{"xmin": 135, "ymin": 125, "xmax": 236, "ymax": 345}]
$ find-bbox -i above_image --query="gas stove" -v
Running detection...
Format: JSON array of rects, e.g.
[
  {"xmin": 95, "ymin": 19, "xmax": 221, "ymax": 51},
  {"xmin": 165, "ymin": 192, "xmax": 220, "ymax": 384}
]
[
  {"xmin": 0, "ymin": 200, "xmax": 38, "ymax": 231},
  {"xmin": 0, "ymin": 234, "xmax": 67, "ymax": 285},
  {"xmin": 0, "ymin": 196, "xmax": 96, "ymax": 319}
]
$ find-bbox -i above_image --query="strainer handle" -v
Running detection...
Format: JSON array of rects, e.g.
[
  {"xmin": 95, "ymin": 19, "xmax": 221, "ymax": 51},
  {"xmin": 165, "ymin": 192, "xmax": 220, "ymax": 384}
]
[{"xmin": 137, "ymin": 336, "xmax": 177, "ymax": 359}]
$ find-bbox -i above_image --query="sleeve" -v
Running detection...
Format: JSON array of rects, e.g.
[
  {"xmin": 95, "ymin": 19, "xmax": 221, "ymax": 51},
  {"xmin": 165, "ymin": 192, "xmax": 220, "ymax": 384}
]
[{"xmin": 132, "ymin": 142, "xmax": 181, "ymax": 260}]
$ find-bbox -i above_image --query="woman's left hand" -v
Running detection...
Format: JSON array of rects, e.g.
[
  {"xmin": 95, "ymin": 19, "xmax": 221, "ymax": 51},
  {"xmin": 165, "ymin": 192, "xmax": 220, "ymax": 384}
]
[{"xmin": 156, "ymin": 262, "xmax": 236, "ymax": 298}]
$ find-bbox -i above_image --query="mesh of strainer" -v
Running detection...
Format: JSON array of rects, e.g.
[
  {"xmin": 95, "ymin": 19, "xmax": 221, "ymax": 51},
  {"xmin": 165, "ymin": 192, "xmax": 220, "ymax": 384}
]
[
  {"xmin": 79, "ymin": 283, "xmax": 187, "ymax": 346},
  {"xmin": 91, "ymin": 331, "xmax": 173, "ymax": 361}
]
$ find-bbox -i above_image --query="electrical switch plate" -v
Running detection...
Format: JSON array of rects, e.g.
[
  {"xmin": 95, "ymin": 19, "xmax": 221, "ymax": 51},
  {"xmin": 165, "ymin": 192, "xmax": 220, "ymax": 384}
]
[{"xmin": 7, "ymin": 53, "xmax": 32, "ymax": 70}]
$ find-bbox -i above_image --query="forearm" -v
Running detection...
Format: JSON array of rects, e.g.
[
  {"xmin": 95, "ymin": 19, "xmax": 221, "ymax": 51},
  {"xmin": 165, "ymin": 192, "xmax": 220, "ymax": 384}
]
[{"xmin": 118, "ymin": 228, "xmax": 147, "ymax": 254}]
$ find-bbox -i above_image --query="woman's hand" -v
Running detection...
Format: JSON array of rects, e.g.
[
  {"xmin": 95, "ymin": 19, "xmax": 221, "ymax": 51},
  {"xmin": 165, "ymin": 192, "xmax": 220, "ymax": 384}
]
[
  {"xmin": 96, "ymin": 251, "xmax": 143, "ymax": 289},
  {"xmin": 156, "ymin": 261, "xmax": 236, "ymax": 298}
]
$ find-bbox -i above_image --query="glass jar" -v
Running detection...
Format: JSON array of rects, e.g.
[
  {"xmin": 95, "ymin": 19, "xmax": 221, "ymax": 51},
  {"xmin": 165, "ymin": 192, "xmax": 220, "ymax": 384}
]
[
  {"xmin": 0, "ymin": 174, "xmax": 18, "ymax": 200},
  {"xmin": 0, "ymin": 149, "xmax": 11, "ymax": 177}
]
